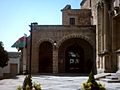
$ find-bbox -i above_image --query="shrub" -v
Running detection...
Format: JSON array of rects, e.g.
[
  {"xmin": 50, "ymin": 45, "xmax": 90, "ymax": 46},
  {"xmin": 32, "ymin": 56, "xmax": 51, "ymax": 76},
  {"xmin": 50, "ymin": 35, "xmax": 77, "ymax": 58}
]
[
  {"xmin": 16, "ymin": 85, "xmax": 22, "ymax": 90},
  {"xmin": 33, "ymin": 82, "xmax": 41, "ymax": 90},
  {"xmin": 23, "ymin": 75, "xmax": 32, "ymax": 90},
  {"xmin": 81, "ymin": 71, "xmax": 106, "ymax": 90},
  {"xmin": 17, "ymin": 75, "xmax": 41, "ymax": 90},
  {"xmin": 25, "ymin": 85, "xmax": 30, "ymax": 90}
]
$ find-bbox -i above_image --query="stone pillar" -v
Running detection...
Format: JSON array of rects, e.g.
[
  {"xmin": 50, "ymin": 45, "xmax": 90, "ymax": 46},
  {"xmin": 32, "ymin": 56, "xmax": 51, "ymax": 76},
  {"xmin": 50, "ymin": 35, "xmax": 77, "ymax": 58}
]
[
  {"xmin": 53, "ymin": 46, "xmax": 58, "ymax": 74},
  {"xmin": 100, "ymin": 57, "xmax": 102, "ymax": 69},
  {"xmin": 22, "ymin": 48, "xmax": 27, "ymax": 74},
  {"xmin": 100, "ymin": 3, "xmax": 105, "ymax": 72},
  {"xmin": 101, "ymin": 3, "xmax": 105, "ymax": 72},
  {"xmin": 116, "ymin": 50, "xmax": 120, "ymax": 80},
  {"xmin": 118, "ymin": 55, "xmax": 120, "ymax": 70},
  {"xmin": 103, "ymin": 56, "xmax": 105, "ymax": 70},
  {"xmin": 103, "ymin": 1, "xmax": 109, "ymax": 51},
  {"xmin": 97, "ymin": 1, "xmax": 105, "ymax": 73},
  {"xmin": 96, "ymin": 4, "xmax": 101, "ymax": 71},
  {"xmin": 103, "ymin": 1, "xmax": 112, "ymax": 72},
  {"xmin": 19, "ymin": 52, "xmax": 23, "ymax": 74},
  {"xmin": 101, "ymin": 5, "xmax": 104, "ymax": 52},
  {"xmin": 112, "ymin": 14, "xmax": 118, "ymax": 72}
]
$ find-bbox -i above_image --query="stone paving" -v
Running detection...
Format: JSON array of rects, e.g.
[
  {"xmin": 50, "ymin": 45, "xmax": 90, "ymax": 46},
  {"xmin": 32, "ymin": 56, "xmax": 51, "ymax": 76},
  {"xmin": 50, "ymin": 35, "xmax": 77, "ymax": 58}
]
[{"xmin": 0, "ymin": 75, "xmax": 120, "ymax": 90}]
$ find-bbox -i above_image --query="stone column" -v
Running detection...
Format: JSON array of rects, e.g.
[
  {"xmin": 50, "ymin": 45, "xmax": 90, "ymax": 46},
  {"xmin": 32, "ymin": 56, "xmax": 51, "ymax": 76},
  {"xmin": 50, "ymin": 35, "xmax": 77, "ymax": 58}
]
[
  {"xmin": 53, "ymin": 46, "xmax": 58, "ymax": 74},
  {"xmin": 100, "ymin": 3, "xmax": 105, "ymax": 72},
  {"xmin": 96, "ymin": 4, "xmax": 101, "ymax": 71},
  {"xmin": 100, "ymin": 57, "xmax": 102, "ymax": 69},
  {"xmin": 22, "ymin": 48, "xmax": 27, "ymax": 74},
  {"xmin": 116, "ymin": 50, "xmax": 120, "ymax": 80},
  {"xmin": 103, "ymin": 56, "xmax": 105, "ymax": 70},
  {"xmin": 103, "ymin": 1, "xmax": 112, "ymax": 72},
  {"xmin": 101, "ymin": 3, "xmax": 105, "ymax": 72},
  {"xmin": 118, "ymin": 55, "xmax": 120, "ymax": 70},
  {"xmin": 112, "ymin": 13, "xmax": 118, "ymax": 72},
  {"xmin": 101, "ymin": 4, "xmax": 104, "ymax": 52},
  {"xmin": 103, "ymin": 1, "xmax": 109, "ymax": 51},
  {"xmin": 97, "ymin": 1, "xmax": 105, "ymax": 73},
  {"xmin": 19, "ymin": 52, "xmax": 23, "ymax": 74}
]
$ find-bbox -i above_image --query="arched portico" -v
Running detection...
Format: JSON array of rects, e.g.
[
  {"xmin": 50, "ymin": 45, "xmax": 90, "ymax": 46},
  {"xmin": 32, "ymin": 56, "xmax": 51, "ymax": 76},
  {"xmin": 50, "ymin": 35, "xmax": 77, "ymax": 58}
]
[{"xmin": 58, "ymin": 37, "xmax": 95, "ymax": 74}]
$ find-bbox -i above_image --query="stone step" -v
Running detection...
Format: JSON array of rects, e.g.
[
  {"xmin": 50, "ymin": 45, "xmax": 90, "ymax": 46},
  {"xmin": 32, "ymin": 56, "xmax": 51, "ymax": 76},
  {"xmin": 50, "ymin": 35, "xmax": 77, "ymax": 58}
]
[
  {"xmin": 100, "ymin": 78, "xmax": 120, "ymax": 83},
  {"xmin": 110, "ymin": 73, "xmax": 116, "ymax": 76},
  {"xmin": 106, "ymin": 75, "xmax": 118, "ymax": 80},
  {"xmin": 95, "ymin": 73, "xmax": 111, "ymax": 80}
]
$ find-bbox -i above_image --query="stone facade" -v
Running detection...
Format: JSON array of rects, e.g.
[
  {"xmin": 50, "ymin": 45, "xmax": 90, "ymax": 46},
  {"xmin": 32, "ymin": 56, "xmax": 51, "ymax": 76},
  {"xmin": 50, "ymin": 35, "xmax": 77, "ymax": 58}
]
[
  {"xmin": 25, "ymin": 5, "xmax": 96, "ymax": 74},
  {"xmin": 62, "ymin": 5, "xmax": 92, "ymax": 25},
  {"xmin": 81, "ymin": 0, "xmax": 120, "ymax": 73}
]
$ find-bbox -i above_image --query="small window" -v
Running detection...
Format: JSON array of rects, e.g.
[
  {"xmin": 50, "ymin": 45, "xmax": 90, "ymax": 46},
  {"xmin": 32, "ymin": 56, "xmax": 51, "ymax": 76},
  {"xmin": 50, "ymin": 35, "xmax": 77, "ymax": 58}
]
[
  {"xmin": 90, "ymin": 0, "xmax": 91, "ymax": 7},
  {"xmin": 70, "ymin": 18, "xmax": 75, "ymax": 25}
]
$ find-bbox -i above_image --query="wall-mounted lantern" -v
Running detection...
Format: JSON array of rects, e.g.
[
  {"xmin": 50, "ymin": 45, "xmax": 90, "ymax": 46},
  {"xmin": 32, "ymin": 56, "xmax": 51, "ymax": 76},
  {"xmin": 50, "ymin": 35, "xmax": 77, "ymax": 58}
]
[{"xmin": 53, "ymin": 41, "xmax": 57, "ymax": 49}]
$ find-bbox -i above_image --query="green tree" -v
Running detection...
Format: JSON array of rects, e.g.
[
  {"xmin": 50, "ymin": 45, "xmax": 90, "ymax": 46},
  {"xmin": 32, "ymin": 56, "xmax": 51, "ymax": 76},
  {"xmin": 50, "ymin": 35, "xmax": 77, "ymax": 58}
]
[{"xmin": 0, "ymin": 41, "xmax": 9, "ymax": 68}]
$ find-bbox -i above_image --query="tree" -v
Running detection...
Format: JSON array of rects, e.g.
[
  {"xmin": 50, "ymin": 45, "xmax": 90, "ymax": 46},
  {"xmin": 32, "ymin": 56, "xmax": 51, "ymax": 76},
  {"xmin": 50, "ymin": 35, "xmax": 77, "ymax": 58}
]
[{"xmin": 0, "ymin": 41, "xmax": 9, "ymax": 68}]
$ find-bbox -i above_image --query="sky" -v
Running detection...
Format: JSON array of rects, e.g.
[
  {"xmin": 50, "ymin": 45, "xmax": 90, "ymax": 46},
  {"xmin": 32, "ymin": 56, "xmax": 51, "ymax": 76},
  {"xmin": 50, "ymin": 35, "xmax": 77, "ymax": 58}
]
[{"xmin": 0, "ymin": 0, "xmax": 81, "ymax": 52}]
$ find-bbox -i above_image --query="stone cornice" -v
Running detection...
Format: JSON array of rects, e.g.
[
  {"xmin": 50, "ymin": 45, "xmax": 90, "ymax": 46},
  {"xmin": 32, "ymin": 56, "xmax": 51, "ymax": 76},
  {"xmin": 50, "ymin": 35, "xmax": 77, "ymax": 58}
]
[
  {"xmin": 98, "ymin": 50, "xmax": 111, "ymax": 56},
  {"xmin": 32, "ymin": 25, "xmax": 96, "ymax": 31}
]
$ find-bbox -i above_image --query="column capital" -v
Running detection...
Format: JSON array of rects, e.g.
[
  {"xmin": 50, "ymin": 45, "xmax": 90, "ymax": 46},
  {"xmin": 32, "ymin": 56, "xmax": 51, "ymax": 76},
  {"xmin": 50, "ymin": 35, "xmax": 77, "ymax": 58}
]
[
  {"xmin": 98, "ymin": 50, "xmax": 111, "ymax": 56},
  {"xmin": 97, "ymin": 1, "xmax": 104, "ymax": 9}
]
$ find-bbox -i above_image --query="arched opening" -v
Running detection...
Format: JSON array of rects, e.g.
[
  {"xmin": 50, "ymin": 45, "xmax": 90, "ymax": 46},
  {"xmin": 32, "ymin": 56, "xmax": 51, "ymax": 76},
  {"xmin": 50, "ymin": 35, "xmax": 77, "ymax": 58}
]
[
  {"xmin": 65, "ymin": 44, "xmax": 84, "ymax": 73},
  {"xmin": 39, "ymin": 41, "xmax": 53, "ymax": 73},
  {"xmin": 58, "ymin": 38, "xmax": 94, "ymax": 74}
]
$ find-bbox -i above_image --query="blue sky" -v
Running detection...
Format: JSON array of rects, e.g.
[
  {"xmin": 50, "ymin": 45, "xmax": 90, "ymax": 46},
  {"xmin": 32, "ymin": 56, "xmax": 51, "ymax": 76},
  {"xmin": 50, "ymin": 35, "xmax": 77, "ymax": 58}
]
[{"xmin": 0, "ymin": 0, "xmax": 81, "ymax": 52}]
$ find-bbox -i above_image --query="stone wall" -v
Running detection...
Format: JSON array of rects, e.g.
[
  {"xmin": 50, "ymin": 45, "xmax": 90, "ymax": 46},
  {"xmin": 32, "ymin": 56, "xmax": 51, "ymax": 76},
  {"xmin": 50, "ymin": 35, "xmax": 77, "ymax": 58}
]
[
  {"xmin": 62, "ymin": 5, "xmax": 92, "ymax": 25},
  {"xmin": 30, "ymin": 25, "xmax": 96, "ymax": 73}
]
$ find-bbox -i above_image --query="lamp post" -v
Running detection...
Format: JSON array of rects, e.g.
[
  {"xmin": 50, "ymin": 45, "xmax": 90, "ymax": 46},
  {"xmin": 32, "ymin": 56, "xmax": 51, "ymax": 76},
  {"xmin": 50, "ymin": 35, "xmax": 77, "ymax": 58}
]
[
  {"xmin": 29, "ymin": 22, "xmax": 38, "ymax": 76},
  {"xmin": 29, "ymin": 23, "xmax": 33, "ymax": 76}
]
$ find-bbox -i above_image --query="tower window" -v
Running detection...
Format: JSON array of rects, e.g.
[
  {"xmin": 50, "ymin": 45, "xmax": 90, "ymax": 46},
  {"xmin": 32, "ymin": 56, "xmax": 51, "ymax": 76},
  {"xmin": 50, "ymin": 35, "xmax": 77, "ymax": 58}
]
[{"xmin": 70, "ymin": 18, "xmax": 75, "ymax": 25}]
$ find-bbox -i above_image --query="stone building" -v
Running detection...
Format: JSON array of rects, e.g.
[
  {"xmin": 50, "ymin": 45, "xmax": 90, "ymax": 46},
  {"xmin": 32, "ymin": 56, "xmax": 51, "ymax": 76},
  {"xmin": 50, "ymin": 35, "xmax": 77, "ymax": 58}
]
[
  {"xmin": 25, "ymin": 4, "xmax": 96, "ymax": 74},
  {"xmin": 81, "ymin": 0, "xmax": 120, "ymax": 73},
  {"xmin": 0, "ymin": 52, "xmax": 20, "ymax": 79}
]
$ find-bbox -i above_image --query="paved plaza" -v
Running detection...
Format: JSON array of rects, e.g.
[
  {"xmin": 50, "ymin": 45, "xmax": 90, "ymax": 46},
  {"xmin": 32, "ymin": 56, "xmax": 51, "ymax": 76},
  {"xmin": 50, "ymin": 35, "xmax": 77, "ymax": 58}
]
[{"xmin": 0, "ymin": 75, "xmax": 120, "ymax": 90}]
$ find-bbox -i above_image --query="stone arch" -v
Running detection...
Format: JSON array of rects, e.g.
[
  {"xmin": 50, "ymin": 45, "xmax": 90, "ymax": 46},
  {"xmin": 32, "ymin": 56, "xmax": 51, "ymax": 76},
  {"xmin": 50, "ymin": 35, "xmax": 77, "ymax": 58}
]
[
  {"xmin": 38, "ymin": 40, "xmax": 53, "ymax": 73},
  {"xmin": 57, "ymin": 34, "xmax": 95, "ymax": 49},
  {"xmin": 57, "ymin": 34, "xmax": 96, "ymax": 74},
  {"xmin": 36, "ymin": 38, "xmax": 54, "ymax": 48}
]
